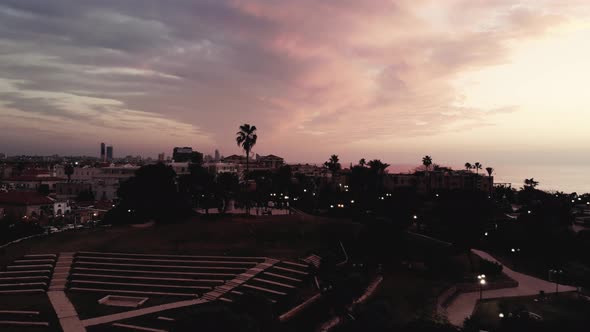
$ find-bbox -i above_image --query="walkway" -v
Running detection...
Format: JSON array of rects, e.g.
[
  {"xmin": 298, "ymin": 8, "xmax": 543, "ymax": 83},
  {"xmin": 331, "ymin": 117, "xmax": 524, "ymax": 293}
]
[
  {"xmin": 48, "ymin": 252, "xmax": 85, "ymax": 332},
  {"xmin": 446, "ymin": 249, "xmax": 577, "ymax": 326}
]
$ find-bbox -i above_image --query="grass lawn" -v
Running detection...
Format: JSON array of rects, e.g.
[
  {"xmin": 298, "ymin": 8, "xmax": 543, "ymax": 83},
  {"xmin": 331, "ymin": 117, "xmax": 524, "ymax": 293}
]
[
  {"xmin": 470, "ymin": 292, "xmax": 590, "ymax": 330},
  {"xmin": 1, "ymin": 214, "xmax": 363, "ymax": 267},
  {"xmin": 0, "ymin": 294, "xmax": 61, "ymax": 332}
]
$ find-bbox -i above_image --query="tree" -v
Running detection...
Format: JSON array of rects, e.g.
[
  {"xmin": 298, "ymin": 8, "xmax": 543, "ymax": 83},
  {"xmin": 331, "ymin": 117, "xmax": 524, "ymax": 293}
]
[
  {"xmin": 64, "ymin": 163, "xmax": 74, "ymax": 182},
  {"xmin": 235, "ymin": 124, "xmax": 258, "ymax": 175},
  {"xmin": 473, "ymin": 162, "xmax": 482, "ymax": 174},
  {"xmin": 367, "ymin": 159, "xmax": 390, "ymax": 195},
  {"xmin": 523, "ymin": 178, "xmax": 539, "ymax": 189},
  {"xmin": 422, "ymin": 155, "xmax": 433, "ymax": 171},
  {"xmin": 115, "ymin": 163, "xmax": 191, "ymax": 223},
  {"xmin": 216, "ymin": 172, "xmax": 240, "ymax": 213},
  {"xmin": 76, "ymin": 190, "xmax": 95, "ymax": 202},
  {"xmin": 325, "ymin": 154, "xmax": 341, "ymax": 179},
  {"xmin": 359, "ymin": 158, "xmax": 366, "ymax": 167},
  {"xmin": 485, "ymin": 167, "xmax": 493, "ymax": 177},
  {"xmin": 464, "ymin": 162, "xmax": 472, "ymax": 172},
  {"xmin": 367, "ymin": 159, "xmax": 389, "ymax": 175}
]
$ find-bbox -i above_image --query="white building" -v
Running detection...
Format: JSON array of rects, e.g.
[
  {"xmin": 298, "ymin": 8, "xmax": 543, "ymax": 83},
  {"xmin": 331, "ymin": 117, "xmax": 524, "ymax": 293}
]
[{"xmin": 203, "ymin": 162, "xmax": 239, "ymax": 175}]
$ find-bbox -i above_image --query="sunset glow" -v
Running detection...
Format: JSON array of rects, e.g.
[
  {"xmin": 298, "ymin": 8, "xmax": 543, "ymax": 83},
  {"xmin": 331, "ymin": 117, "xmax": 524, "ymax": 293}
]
[{"xmin": 0, "ymin": 1, "xmax": 589, "ymax": 177}]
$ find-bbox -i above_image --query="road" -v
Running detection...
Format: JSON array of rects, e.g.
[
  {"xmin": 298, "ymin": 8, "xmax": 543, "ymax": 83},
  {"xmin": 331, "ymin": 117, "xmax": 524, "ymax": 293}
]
[{"xmin": 446, "ymin": 249, "xmax": 577, "ymax": 326}]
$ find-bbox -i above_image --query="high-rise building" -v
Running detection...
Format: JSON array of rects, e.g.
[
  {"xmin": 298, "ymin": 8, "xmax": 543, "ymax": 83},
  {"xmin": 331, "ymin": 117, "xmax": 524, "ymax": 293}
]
[
  {"xmin": 100, "ymin": 143, "xmax": 105, "ymax": 161},
  {"xmin": 158, "ymin": 153, "xmax": 165, "ymax": 161},
  {"xmin": 106, "ymin": 145, "xmax": 113, "ymax": 161},
  {"xmin": 214, "ymin": 149, "xmax": 220, "ymax": 162},
  {"xmin": 172, "ymin": 147, "xmax": 203, "ymax": 164}
]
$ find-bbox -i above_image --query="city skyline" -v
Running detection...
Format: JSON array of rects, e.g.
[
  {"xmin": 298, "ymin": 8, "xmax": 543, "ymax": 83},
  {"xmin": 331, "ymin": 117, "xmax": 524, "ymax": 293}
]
[{"xmin": 0, "ymin": 1, "xmax": 589, "ymax": 169}]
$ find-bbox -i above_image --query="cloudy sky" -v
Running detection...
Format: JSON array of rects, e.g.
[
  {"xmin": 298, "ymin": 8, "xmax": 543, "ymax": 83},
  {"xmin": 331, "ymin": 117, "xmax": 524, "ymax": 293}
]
[{"xmin": 1, "ymin": 0, "xmax": 589, "ymax": 170}]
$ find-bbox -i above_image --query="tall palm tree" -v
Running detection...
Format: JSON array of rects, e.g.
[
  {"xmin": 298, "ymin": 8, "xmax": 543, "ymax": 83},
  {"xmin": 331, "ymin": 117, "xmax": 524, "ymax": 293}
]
[
  {"xmin": 422, "ymin": 155, "xmax": 433, "ymax": 171},
  {"xmin": 473, "ymin": 162, "xmax": 482, "ymax": 175},
  {"xmin": 464, "ymin": 162, "xmax": 472, "ymax": 172},
  {"xmin": 485, "ymin": 167, "xmax": 494, "ymax": 196},
  {"xmin": 359, "ymin": 158, "xmax": 366, "ymax": 168},
  {"xmin": 325, "ymin": 155, "xmax": 341, "ymax": 178},
  {"xmin": 236, "ymin": 124, "xmax": 258, "ymax": 175}
]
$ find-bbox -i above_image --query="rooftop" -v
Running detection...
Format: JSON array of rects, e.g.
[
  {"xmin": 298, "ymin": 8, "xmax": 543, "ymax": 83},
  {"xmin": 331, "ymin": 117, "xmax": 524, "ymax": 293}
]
[{"xmin": 0, "ymin": 191, "xmax": 54, "ymax": 205}]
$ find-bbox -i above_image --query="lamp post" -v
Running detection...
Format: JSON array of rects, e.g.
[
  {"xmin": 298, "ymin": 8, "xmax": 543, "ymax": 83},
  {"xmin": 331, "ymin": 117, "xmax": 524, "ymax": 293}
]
[
  {"xmin": 477, "ymin": 274, "xmax": 486, "ymax": 300},
  {"xmin": 549, "ymin": 269, "xmax": 563, "ymax": 295}
]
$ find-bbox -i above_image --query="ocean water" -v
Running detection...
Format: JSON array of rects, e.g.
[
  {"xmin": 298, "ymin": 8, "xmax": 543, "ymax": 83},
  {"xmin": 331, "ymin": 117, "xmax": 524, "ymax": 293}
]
[
  {"xmin": 389, "ymin": 164, "xmax": 590, "ymax": 194},
  {"xmin": 493, "ymin": 165, "xmax": 590, "ymax": 194}
]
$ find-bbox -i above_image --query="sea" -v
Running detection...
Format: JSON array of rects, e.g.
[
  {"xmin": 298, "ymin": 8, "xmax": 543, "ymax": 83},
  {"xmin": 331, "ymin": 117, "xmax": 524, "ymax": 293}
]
[{"xmin": 389, "ymin": 164, "xmax": 590, "ymax": 194}]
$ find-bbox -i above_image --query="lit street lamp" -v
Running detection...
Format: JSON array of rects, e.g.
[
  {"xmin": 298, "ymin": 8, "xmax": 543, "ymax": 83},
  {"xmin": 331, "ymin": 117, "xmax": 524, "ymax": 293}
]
[
  {"xmin": 477, "ymin": 274, "xmax": 486, "ymax": 300},
  {"xmin": 549, "ymin": 269, "xmax": 563, "ymax": 295}
]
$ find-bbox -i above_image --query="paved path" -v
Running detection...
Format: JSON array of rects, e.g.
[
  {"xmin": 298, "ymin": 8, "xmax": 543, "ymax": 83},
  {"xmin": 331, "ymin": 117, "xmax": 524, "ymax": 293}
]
[
  {"xmin": 446, "ymin": 249, "xmax": 577, "ymax": 326},
  {"xmin": 48, "ymin": 291, "xmax": 86, "ymax": 332},
  {"xmin": 47, "ymin": 253, "xmax": 86, "ymax": 332}
]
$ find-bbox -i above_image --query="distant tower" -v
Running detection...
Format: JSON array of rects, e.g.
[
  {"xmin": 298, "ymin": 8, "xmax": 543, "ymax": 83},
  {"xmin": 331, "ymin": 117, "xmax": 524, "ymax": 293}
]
[
  {"xmin": 158, "ymin": 153, "xmax": 165, "ymax": 162},
  {"xmin": 100, "ymin": 142, "xmax": 106, "ymax": 161},
  {"xmin": 214, "ymin": 149, "xmax": 220, "ymax": 162},
  {"xmin": 106, "ymin": 145, "xmax": 113, "ymax": 162}
]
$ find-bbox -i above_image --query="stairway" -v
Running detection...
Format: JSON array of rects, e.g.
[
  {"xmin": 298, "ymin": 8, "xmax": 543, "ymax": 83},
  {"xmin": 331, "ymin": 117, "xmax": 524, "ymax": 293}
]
[{"xmin": 49, "ymin": 253, "xmax": 75, "ymax": 291}]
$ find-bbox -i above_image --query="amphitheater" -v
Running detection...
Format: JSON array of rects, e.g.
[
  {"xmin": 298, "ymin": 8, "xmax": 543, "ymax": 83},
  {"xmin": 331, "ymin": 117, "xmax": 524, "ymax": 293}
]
[{"xmin": 0, "ymin": 251, "xmax": 313, "ymax": 331}]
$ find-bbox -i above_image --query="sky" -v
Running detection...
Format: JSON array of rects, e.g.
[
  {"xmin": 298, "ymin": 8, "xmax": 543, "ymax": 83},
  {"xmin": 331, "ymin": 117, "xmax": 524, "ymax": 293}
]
[{"xmin": 1, "ymin": 0, "xmax": 589, "ymax": 182}]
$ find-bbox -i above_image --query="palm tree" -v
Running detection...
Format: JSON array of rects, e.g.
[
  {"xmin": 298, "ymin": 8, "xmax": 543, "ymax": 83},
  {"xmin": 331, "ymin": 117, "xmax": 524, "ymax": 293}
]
[
  {"xmin": 524, "ymin": 178, "xmax": 539, "ymax": 189},
  {"xmin": 422, "ymin": 155, "xmax": 433, "ymax": 171},
  {"xmin": 325, "ymin": 155, "xmax": 341, "ymax": 178},
  {"xmin": 485, "ymin": 167, "xmax": 494, "ymax": 196},
  {"xmin": 236, "ymin": 124, "xmax": 258, "ymax": 175},
  {"xmin": 367, "ymin": 159, "xmax": 390, "ymax": 195},
  {"xmin": 368, "ymin": 159, "xmax": 390, "ymax": 174},
  {"xmin": 464, "ymin": 162, "xmax": 472, "ymax": 172},
  {"xmin": 359, "ymin": 158, "xmax": 366, "ymax": 168},
  {"xmin": 473, "ymin": 162, "xmax": 482, "ymax": 175}
]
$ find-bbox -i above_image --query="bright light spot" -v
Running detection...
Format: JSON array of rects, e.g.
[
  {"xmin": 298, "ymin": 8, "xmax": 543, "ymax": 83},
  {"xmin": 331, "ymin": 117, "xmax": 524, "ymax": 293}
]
[
  {"xmin": 128, "ymin": 209, "xmax": 131, "ymax": 212},
  {"xmin": 499, "ymin": 313, "xmax": 504, "ymax": 318},
  {"xmin": 413, "ymin": 215, "xmax": 418, "ymax": 219},
  {"xmin": 330, "ymin": 205, "xmax": 334, "ymax": 208},
  {"xmin": 303, "ymin": 189, "xmax": 307, "ymax": 192},
  {"xmin": 350, "ymin": 200, "xmax": 355, "ymax": 204},
  {"xmin": 484, "ymin": 232, "xmax": 488, "ymax": 236},
  {"xmin": 511, "ymin": 248, "xmax": 515, "ymax": 252}
]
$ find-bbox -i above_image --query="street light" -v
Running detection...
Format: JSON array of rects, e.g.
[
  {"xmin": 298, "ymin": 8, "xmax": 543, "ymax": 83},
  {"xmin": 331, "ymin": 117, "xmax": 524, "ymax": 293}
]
[
  {"xmin": 549, "ymin": 269, "xmax": 563, "ymax": 295},
  {"xmin": 477, "ymin": 274, "xmax": 486, "ymax": 300},
  {"xmin": 499, "ymin": 313, "xmax": 504, "ymax": 318}
]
